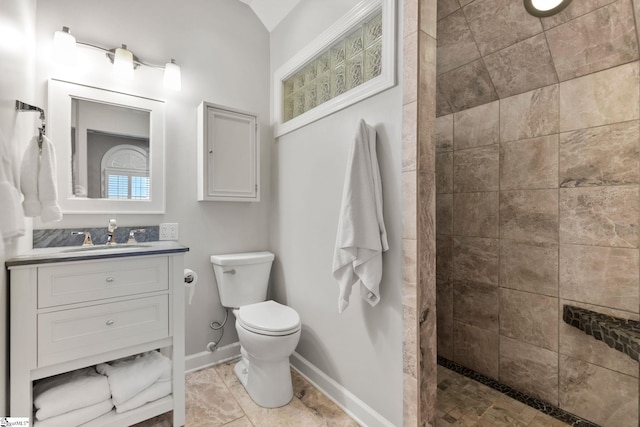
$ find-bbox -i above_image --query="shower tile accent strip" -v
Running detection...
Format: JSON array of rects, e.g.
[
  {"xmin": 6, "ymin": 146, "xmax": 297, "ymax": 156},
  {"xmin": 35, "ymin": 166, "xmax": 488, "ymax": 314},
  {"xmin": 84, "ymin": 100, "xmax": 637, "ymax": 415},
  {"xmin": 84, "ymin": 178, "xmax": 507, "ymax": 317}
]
[
  {"xmin": 563, "ymin": 304, "xmax": 640, "ymax": 362},
  {"xmin": 33, "ymin": 226, "xmax": 160, "ymax": 248},
  {"xmin": 437, "ymin": 357, "xmax": 600, "ymax": 427}
]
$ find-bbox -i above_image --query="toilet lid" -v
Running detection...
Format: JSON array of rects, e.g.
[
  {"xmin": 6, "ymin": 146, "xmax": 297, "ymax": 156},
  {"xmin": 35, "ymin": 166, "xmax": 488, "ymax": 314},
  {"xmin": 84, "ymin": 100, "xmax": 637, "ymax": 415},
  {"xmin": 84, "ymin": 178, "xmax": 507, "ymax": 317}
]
[{"xmin": 238, "ymin": 300, "xmax": 300, "ymax": 336}]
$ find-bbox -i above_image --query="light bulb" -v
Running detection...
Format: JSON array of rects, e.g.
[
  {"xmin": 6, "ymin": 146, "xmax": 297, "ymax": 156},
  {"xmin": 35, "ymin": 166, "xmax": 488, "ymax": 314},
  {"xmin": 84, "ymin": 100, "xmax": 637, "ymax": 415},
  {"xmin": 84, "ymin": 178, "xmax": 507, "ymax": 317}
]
[
  {"xmin": 163, "ymin": 59, "xmax": 182, "ymax": 91},
  {"xmin": 53, "ymin": 26, "xmax": 77, "ymax": 66},
  {"xmin": 531, "ymin": 0, "xmax": 563, "ymax": 11},
  {"xmin": 113, "ymin": 44, "xmax": 134, "ymax": 80}
]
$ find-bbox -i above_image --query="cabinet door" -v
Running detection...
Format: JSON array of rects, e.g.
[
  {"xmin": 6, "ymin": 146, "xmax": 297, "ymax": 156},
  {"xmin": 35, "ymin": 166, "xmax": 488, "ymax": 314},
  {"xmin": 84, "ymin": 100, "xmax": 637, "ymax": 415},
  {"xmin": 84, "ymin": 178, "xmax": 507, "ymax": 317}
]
[{"xmin": 197, "ymin": 102, "xmax": 259, "ymax": 201}]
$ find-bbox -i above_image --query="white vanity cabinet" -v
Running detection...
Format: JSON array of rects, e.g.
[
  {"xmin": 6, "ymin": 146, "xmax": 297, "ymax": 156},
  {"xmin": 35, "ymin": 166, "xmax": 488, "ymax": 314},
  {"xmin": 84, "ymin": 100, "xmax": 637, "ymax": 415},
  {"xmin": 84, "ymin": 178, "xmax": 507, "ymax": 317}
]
[
  {"xmin": 197, "ymin": 101, "xmax": 260, "ymax": 202},
  {"xmin": 7, "ymin": 243, "xmax": 188, "ymax": 427}
]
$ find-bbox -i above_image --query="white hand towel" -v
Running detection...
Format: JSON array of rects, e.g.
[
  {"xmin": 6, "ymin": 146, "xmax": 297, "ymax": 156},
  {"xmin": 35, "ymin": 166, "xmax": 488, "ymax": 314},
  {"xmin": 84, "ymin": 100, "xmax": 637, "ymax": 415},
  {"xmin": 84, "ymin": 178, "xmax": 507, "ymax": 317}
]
[
  {"xmin": 38, "ymin": 136, "xmax": 62, "ymax": 223},
  {"xmin": 332, "ymin": 119, "xmax": 389, "ymax": 313},
  {"xmin": 115, "ymin": 378, "xmax": 172, "ymax": 414},
  {"xmin": 0, "ymin": 153, "xmax": 25, "ymax": 241},
  {"xmin": 33, "ymin": 367, "xmax": 111, "ymax": 421},
  {"xmin": 34, "ymin": 399, "xmax": 113, "ymax": 427},
  {"xmin": 19, "ymin": 136, "xmax": 41, "ymax": 217},
  {"xmin": 96, "ymin": 351, "xmax": 171, "ymax": 405}
]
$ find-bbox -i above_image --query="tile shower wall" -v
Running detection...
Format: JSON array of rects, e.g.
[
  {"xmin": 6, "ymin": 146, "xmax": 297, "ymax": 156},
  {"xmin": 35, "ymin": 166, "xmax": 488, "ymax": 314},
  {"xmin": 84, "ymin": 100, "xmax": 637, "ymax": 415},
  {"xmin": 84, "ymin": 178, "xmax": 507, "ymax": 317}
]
[
  {"xmin": 403, "ymin": 0, "xmax": 438, "ymax": 425},
  {"xmin": 435, "ymin": 0, "xmax": 640, "ymax": 426}
]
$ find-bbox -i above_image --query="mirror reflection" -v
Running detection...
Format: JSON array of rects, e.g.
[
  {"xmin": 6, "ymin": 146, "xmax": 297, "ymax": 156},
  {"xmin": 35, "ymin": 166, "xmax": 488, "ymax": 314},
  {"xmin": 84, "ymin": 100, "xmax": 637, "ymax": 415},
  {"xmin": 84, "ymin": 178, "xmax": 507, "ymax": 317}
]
[{"xmin": 70, "ymin": 99, "xmax": 150, "ymax": 200}]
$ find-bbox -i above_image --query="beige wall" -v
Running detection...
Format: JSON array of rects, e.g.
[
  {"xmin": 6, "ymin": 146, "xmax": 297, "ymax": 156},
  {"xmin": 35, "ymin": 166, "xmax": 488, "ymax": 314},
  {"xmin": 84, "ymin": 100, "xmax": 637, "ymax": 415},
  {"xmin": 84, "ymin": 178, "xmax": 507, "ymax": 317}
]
[
  {"xmin": 435, "ymin": 0, "xmax": 640, "ymax": 425},
  {"xmin": 402, "ymin": 0, "xmax": 438, "ymax": 425}
]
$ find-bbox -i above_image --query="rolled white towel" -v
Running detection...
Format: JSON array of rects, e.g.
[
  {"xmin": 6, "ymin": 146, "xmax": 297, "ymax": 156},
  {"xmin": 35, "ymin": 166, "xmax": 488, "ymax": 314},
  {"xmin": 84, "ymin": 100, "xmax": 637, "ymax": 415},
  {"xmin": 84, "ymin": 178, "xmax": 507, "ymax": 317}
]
[
  {"xmin": 34, "ymin": 399, "xmax": 113, "ymax": 427},
  {"xmin": 34, "ymin": 367, "xmax": 111, "ymax": 421},
  {"xmin": 115, "ymin": 378, "xmax": 172, "ymax": 414},
  {"xmin": 19, "ymin": 136, "xmax": 41, "ymax": 217},
  {"xmin": 96, "ymin": 351, "xmax": 171, "ymax": 405},
  {"xmin": 38, "ymin": 136, "xmax": 62, "ymax": 223}
]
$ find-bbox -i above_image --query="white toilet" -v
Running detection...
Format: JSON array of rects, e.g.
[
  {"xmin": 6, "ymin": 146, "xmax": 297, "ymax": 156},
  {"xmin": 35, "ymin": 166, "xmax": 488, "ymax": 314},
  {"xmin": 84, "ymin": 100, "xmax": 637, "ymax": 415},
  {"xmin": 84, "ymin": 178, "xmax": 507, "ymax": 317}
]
[{"xmin": 210, "ymin": 251, "xmax": 301, "ymax": 408}]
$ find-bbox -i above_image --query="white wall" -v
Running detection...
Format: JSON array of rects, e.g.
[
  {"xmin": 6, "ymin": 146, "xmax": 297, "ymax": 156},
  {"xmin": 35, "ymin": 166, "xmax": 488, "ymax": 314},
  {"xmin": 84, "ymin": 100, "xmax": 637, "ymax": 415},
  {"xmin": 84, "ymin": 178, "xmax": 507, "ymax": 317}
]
[
  {"xmin": 269, "ymin": 0, "xmax": 404, "ymax": 424},
  {"xmin": 0, "ymin": 0, "xmax": 37, "ymax": 413},
  {"xmin": 34, "ymin": 0, "xmax": 272, "ymax": 357},
  {"xmin": 2, "ymin": 0, "xmax": 405, "ymax": 421}
]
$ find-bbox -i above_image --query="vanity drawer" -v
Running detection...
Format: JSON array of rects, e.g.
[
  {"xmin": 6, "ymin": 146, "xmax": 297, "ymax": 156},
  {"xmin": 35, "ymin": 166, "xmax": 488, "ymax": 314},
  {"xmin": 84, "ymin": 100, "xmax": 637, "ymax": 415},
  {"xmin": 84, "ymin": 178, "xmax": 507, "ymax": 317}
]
[
  {"xmin": 38, "ymin": 256, "xmax": 168, "ymax": 308},
  {"xmin": 37, "ymin": 295, "xmax": 169, "ymax": 367}
]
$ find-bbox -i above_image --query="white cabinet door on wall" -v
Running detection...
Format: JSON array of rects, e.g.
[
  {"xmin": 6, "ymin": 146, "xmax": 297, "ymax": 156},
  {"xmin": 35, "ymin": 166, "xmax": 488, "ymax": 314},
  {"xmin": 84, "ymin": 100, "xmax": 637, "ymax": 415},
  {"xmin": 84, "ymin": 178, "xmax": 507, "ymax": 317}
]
[{"xmin": 197, "ymin": 102, "xmax": 259, "ymax": 202}]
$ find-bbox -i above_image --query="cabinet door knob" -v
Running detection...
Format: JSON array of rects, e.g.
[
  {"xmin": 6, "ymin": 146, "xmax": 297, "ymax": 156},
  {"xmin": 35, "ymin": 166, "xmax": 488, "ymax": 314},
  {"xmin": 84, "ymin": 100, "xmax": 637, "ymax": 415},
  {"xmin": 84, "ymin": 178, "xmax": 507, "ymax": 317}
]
[
  {"xmin": 106, "ymin": 319, "xmax": 115, "ymax": 326},
  {"xmin": 106, "ymin": 277, "xmax": 115, "ymax": 283}
]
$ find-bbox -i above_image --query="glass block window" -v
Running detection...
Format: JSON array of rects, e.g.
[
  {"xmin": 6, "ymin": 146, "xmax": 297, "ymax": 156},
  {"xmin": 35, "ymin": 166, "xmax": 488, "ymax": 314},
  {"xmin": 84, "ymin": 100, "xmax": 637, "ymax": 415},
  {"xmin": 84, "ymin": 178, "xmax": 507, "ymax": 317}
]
[{"xmin": 282, "ymin": 11, "xmax": 383, "ymax": 123}]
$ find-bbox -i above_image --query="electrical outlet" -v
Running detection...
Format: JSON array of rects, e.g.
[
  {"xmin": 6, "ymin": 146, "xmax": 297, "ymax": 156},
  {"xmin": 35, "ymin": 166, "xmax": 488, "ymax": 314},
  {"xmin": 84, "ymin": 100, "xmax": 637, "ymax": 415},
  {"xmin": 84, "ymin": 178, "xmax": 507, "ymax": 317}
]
[{"xmin": 159, "ymin": 223, "xmax": 179, "ymax": 241}]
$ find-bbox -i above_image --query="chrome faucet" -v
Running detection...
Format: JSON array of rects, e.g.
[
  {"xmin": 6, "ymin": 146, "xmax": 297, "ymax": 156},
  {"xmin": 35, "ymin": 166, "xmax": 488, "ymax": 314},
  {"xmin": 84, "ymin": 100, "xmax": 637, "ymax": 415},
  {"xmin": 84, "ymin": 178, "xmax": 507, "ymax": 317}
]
[
  {"xmin": 106, "ymin": 219, "xmax": 117, "ymax": 245},
  {"xmin": 127, "ymin": 229, "xmax": 146, "ymax": 244},
  {"xmin": 71, "ymin": 231, "xmax": 93, "ymax": 246}
]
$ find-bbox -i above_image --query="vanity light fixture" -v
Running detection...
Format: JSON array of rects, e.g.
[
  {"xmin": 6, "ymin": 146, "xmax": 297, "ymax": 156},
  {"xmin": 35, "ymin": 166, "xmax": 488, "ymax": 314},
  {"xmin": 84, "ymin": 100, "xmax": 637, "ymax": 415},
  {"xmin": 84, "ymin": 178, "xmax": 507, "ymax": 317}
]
[
  {"xmin": 52, "ymin": 26, "xmax": 76, "ymax": 66},
  {"xmin": 163, "ymin": 59, "xmax": 182, "ymax": 91},
  {"xmin": 524, "ymin": 0, "xmax": 572, "ymax": 17},
  {"xmin": 112, "ymin": 44, "xmax": 135, "ymax": 80},
  {"xmin": 52, "ymin": 26, "xmax": 182, "ymax": 91}
]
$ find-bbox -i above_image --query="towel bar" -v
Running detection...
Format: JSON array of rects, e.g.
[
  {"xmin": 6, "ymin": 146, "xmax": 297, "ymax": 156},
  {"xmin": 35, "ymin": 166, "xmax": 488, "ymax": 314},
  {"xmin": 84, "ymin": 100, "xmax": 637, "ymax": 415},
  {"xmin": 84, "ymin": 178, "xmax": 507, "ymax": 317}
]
[{"xmin": 16, "ymin": 100, "xmax": 46, "ymax": 148}]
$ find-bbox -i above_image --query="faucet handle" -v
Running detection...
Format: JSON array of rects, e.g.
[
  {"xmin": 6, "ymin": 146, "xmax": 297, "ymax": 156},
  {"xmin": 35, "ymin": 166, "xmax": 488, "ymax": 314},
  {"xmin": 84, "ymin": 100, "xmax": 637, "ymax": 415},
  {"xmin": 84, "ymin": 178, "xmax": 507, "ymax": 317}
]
[
  {"xmin": 108, "ymin": 218, "xmax": 117, "ymax": 232},
  {"xmin": 127, "ymin": 229, "xmax": 146, "ymax": 244},
  {"xmin": 71, "ymin": 231, "xmax": 94, "ymax": 246}
]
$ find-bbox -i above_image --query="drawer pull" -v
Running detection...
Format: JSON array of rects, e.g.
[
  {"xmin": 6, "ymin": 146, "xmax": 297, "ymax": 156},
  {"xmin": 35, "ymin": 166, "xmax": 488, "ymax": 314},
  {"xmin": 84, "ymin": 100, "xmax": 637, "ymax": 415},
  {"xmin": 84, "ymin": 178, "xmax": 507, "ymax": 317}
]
[
  {"xmin": 106, "ymin": 319, "xmax": 115, "ymax": 326},
  {"xmin": 105, "ymin": 277, "xmax": 115, "ymax": 283}
]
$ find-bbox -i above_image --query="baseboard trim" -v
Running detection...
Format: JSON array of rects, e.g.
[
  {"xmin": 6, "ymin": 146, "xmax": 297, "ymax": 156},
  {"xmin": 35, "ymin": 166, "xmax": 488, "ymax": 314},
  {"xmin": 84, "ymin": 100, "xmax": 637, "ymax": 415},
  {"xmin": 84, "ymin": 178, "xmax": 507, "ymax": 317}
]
[
  {"xmin": 185, "ymin": 342, "xmax": 241, "ymax": 373},
  {"xmin": 290, "ymin": 352, "xmax": 396, "ymax": 427}
]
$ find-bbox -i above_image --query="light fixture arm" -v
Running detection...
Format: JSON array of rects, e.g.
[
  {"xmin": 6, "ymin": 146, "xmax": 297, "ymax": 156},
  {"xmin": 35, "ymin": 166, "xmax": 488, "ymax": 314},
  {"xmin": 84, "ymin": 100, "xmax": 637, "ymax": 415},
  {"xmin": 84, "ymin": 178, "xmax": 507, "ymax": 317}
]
[
  {"xmin": 75, "ymin": 41, "xmax": 168, "ymax": 70},
  {"xmin": 54, "ymin": 26, "xmax": 181, "ymax": 90}
]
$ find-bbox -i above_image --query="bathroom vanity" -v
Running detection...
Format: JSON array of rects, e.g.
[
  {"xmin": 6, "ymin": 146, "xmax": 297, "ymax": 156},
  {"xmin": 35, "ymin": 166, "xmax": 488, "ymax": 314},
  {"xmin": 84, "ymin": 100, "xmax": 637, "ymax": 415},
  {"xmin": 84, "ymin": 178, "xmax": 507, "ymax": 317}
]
[{"xmin": 6, "ymin": 241, "xmax": 188, "ymax": 426}]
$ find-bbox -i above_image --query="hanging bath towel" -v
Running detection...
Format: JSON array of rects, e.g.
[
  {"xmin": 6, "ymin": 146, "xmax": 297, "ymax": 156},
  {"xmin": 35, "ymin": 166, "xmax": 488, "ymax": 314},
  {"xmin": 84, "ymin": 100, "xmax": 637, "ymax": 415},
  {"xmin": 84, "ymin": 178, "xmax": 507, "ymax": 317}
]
[
  {"xmin": 20, "ymin": 136, "xmax": 41, "ymax": 217},
  {"xmin": 332, "ymin": 119, "xmax": 389, "ymax": 314},
  {"xmin": 38, "ymin": 136, "xmax": 63, "ymax": 222},
  {"xmin": 20, "ymin": 136, "xmax": 62, "ymax": 223},
  {"xmin": 0, "ymin": 151, "xmax": 25, "ymax": 257}
]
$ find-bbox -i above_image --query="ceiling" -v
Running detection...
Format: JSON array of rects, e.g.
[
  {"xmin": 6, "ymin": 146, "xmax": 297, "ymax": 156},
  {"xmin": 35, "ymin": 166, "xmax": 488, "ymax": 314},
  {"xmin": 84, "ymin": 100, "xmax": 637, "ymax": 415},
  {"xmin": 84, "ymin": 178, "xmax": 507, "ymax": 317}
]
[{"xmin": 238, "ymin": 0, "xmax": 301, "ymax": 32}]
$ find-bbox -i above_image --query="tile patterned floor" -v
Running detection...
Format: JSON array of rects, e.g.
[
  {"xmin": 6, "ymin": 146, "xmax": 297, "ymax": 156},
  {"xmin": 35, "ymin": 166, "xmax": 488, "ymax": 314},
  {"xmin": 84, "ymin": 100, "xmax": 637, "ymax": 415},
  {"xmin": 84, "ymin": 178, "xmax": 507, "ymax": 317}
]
[
  {"xmin": 133, "ymin": 360, "xmax": 360, "ymax": 427},
  {"xmin": 435, "ymin": 365, "xmax": 571, "ymax": 427},
  {"xmin": 134, "ymin": 361, "xmax": 573, "ymax": 427}
]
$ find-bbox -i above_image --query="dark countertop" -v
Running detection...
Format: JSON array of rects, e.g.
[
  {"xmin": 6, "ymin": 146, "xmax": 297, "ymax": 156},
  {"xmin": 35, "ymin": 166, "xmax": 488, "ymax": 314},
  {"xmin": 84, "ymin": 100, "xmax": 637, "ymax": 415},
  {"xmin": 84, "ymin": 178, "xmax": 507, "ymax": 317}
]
[
  {"xmin": 563, "ymin": 304, "xmax": 640, "ymax": 362},
  {"xmin": 5, "ymin": 241, "xmax": 189, "ymax": 268}
]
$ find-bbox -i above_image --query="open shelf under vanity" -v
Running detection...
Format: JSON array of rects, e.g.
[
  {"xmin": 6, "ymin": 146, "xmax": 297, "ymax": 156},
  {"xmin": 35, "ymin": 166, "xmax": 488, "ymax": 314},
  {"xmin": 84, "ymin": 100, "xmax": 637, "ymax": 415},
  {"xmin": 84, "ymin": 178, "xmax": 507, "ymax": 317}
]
[{"xmin": 6, "ymin": 242, "xmax": 189, "ymax": 427}]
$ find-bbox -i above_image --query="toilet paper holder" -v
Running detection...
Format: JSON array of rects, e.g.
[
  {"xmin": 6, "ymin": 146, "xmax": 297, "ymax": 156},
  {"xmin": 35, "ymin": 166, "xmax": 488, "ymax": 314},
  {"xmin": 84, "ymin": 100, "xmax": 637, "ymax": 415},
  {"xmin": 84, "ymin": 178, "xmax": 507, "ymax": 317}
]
[{"xmin": 183, "ymin": 268, "xmax": 198, "ymax": 304}]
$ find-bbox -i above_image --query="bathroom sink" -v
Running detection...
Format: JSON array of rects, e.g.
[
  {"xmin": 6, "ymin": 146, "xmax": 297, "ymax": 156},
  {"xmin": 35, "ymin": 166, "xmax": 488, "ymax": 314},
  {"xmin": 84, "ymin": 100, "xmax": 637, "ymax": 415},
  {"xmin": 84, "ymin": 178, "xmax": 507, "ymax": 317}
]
[{"xmin": 61, "ymin": 244, "xmax": 152, "ymax": 253}]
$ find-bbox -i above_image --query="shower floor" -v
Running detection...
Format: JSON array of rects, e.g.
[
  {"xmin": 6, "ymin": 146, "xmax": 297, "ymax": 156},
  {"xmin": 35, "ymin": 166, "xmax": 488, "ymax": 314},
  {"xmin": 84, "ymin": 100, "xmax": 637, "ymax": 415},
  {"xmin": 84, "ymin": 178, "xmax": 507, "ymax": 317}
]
[{"xmin": 436, "ymin": 365, "xmax": 571, "ymax": 426}]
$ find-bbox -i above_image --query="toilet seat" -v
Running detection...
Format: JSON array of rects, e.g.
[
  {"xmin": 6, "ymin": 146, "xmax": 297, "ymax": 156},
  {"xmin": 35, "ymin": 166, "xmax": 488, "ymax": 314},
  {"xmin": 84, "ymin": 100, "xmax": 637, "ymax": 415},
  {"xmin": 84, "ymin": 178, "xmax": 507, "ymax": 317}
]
[{"xmin": 238, "ymin": 300, "xmax": 300, "ymax": 336}]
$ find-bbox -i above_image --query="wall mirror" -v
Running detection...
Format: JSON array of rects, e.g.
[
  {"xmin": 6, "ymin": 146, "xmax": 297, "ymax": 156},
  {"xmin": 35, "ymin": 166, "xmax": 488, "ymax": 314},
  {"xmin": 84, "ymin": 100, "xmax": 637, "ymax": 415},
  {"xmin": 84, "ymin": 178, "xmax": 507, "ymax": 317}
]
[{"xmin": 48, "ymin": 79, "xmax": 165, "ymax": 214}]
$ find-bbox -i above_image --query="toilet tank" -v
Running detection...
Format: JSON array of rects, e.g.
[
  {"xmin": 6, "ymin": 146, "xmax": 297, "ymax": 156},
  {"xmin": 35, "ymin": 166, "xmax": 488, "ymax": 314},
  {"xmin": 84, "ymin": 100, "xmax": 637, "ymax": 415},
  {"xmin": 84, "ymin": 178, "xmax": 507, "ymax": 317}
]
[{"xmin": 210, "ymin": 251, "xmax": 275, "ymax": 308}]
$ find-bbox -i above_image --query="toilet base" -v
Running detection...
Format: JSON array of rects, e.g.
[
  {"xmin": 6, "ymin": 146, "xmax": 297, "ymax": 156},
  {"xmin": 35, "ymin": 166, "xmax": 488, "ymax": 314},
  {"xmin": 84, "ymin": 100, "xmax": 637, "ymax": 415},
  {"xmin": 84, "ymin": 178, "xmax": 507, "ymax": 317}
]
[
  {"xmin": 234, "ymin": 353, "xmax": 293, "ymax": 408},
  {"xmin": 233, "ymin": 355, "xmax": 250, "ymax": 388}
]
